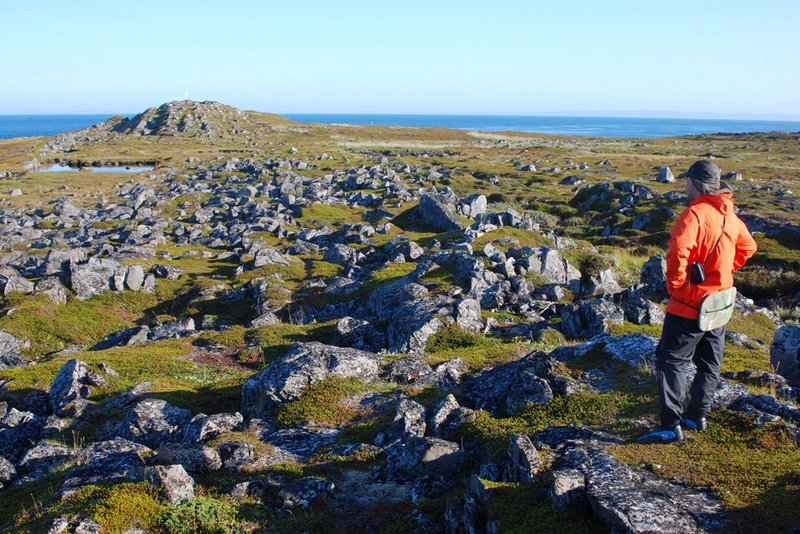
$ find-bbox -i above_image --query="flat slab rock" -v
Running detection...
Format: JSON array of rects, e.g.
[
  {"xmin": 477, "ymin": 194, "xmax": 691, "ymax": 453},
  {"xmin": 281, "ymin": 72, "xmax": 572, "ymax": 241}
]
[{"xmin": 557, "ymin": 445, "xmax": 726, "ymax": 533}]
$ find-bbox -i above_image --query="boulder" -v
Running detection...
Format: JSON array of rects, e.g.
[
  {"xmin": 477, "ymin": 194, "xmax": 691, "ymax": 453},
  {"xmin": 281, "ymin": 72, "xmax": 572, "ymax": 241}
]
[
  {"xmin": 0, "ymin": 331, "xmax": 29, "ymax": 371},
  {"xmin": 151, "ymin": 264, "xmax": 184, "ymax": 280},
  {"xmin": 68, "ymin": 258, "xmax": 127, "ymax": 300},
  {"xmin": 382, "ymin": 356, "xmax": 434, "ymax": 385},
  {"xmin": 278, "ymin": 477, "xmax": 335, "ymax": 509},
  {"xmin": 600, "ymin": 333, "xmax": 659, "ymax": 370},
  {"xmin": 383, "ymin": 437, "xmax": 463, "ymax": 483},
  {"xmin": 254, "ymin": 247, "xmax": 289, "ymax": 267},
  {"xmin": 330, "ymin": 316, "xmax": 386, "ymax": 352},
  {"xmin": 559, "ymin": 299, "xmax": 624, "ymax": 340},
  {"xmin": 656, "ymin": 166, "xmax": 675, "ymax": 183},
  {"xmin": 90, "ymin": 325, "xmax": 150, "ymax": 351},
  {"xmin": 377, "ymin": 399, "xmax": 426, "ymax": 446},
  {"xmin": 0, "ymin": 408, "xmax": 44, "ymax": 462},
  {"xmin": 18, "ymin": 440, "xmax": 77, "ymax": 474},
  {"xmin": 149, "ymin": 317, "xmax": 196, "ymax": 340},
  {"xmin": 115, "ymin": 399, "xmax": 193, "ymax": 448},
  {"xmin": 241, "ymin": 342, "xmax": 383, "ymax": 418},
  {"xmin": 49, "ymin": 359, "xmax": 104, "ymax": 417},
  {"xmin": 183, "ymin": 412, "xmax": 244, "ymax": 443},
  {"xmin": 323, "ymin": 244, "xmax": 358, "ymax": 266},
  {"xmin": 0, "ymin": 455, "xmax": 16, "ymax": 488},
  {"xmin": 460, "ymin": 351, "xmax": 557, "ymax": 416},
  {"xmin": 35, "ymin": 277, "xmax": 69, "ymax": 304},
  {"xmin": 427, "ymin": 394, "xmax": 474, "ymax": 438},
  {"xmin": 418, "ymin": 193, "xmax": 463, "ymax": 232},
  {"xmin": 124, "ymin": 265, "xmax": 145, "ymax": 291},
  {"xmin": 63, "ymin": 438, "xmax": 151, "ymax": 492},
  {"xmin": 457, "ymin": 194, "xmax": 488, "ymax": 218},
  {"xmin": 502, "ymin": 434, "xmax": 542, "ymax": 484},
  {"xmin": 640, "ymin": 255, "xmax": 667, "ymax": 294},
  {"xmin": 454, "ymin": 298, "xmax": 482, "ymax": 334},
  {"xmin": 771, "ymin": 325, "xmax": 800, "ymax": 382},
  {"xmin": 144, "ymin": 464, "xmax": 195, "ymax": 504}
]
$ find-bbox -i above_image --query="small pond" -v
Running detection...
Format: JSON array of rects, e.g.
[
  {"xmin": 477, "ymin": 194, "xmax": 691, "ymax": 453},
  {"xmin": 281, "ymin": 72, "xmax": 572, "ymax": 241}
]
[{"xmin": 41, "ymin": 163, "xmax": 155, "ymax": 173}]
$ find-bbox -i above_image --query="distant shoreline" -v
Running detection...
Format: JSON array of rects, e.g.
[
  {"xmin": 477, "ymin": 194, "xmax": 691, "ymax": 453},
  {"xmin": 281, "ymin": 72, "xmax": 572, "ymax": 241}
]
[{"xmin": 2, "ymin": 113, "xmax": 800, "ymax": 140}]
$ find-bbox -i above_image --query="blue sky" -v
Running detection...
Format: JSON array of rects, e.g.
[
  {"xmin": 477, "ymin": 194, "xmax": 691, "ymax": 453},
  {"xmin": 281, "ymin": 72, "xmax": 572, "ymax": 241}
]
[{"xmin": 2, "ymin": 0, "xmax": 799, "ymax": 117}]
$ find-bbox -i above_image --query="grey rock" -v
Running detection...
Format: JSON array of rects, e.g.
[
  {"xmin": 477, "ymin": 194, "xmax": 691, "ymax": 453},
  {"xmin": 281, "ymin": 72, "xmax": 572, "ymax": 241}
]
[
  {"xmin": 557, "ymin": 445, "xmax": 726, "ymax": 533},
  {"xmin": 454, "ymin": 298, "xmax": 482, "ymax": 334},
  {"xmin": 323, "ymin": 244, "xmax": 358, "ymax": 266},
  {"xmin": 0, "ymin": 455, "xmax": 16, "ymax": 486},
  {"xmin": 125, "ymin": 265, "xmax": 145, "ymax": 291},
  {"xmin": 241, "ymin": 342, "xmax": 383, "ymax": 418},
  {"xmin": 254, "ymin": 247, "xmax": 289, "ymax": 267},
  {"xmin": 0, "ymin": 273, "xmax": 34, "ymax": 296},
  {"xmin": 144, "ymin": 464, "xmax": 195, "ymax": 504},
  {"xmin": 429, "ymin": 395, "xmax": 475, "ymax": 440},
  {"xmin": 640, "ymin": 255, "xmax": 667, "ymax": 294},
  {"xmin": 115, "ymin": 399, "xmax": 193, "ymax": 447},
  {"xmin": 149, "ymin": 317, "xmax": 195, "ymax": 340},
  {"xmin": 383, "ymin": 437, "xmax": 463, "ymax": 483},
  {"xmin": 68, "ymin": 258, "xmax": 127, "ymax": 300},
  {"xmin": 382, "ymin": 356, "xmax": 434, "ymax": 385},
  {"xmin": 378, "ymin": 399, "xmax": 426, "ymax": 445},
  {"xmin": 549, "ymin": 469, "xmax": 589, "ymax": 512},
  {"xmin": 622, "ymin": 297, "xmax": 665, "ymax": 325},
  {"xmin": 0, "ymin": 331, "xmax": 29, "ymax": 370},
  {"xmin": 502, "ymin": 433, "xmax": 542, "ymax": 484},
  {"xmin": 49, "ymin": 359, "xmax": 103, "ymax": 417},
  {"xmin": 91, "ymin": 325, "xmax": 150, "ymax": 350},
  {"xmin": 331, "ymin": 316, "xmax": 386, "ymax": 352},
  {"xmin": 0, "ymin": 408, "xmax": 44, "ymax": 462},
  {"xmin": 218, "ymin": 441, "xmax": 255, "ymax": 471},
  {"xmin": 63, "ymin": 438, "xmax": 151, "ymax": 492},
  {"xmin": 600, "ymin": 333, "xmax": 658, "ymax": 370},
  {"xmin": 18, "ymin": 440, "xmax": 77, "ymax": 474},
  {"xmin": 460, "ymin": 351, "xmax": 557, "ymax": 416},
  {"xmin": 418, "ymin": 192, "xmax": 463, "ymax": 232},
  {"xmin": 559, "ymin": 299, "xmax": 624, "ymax": 340},
  {"xmin": 457, "ymin": 194, "xmax": 488, "ymax": 218},
  {"xmin": 151, "ymin": 264, "xmax": 184, "ymax": 280},
  {"xmin": 771, "ymin": 325, "xmax": 800, "ymax": 382},
  {"xmin": 183, "ymin": 412, "xmax": 243, "ymax": 443},
  {"xmin": 153, "ymin": 447, "xmax": 222, "ymax": 473},
  {"xmin": 279, "ymin": 477, "xmax": 335, "ymax": 509},
  {"xmin": 656, "ymin": 166, "xmax": 675, "ymax": 183},
  {"xmin": 35, "ymin": 277, "xmax": 69, "ymax": 305}
]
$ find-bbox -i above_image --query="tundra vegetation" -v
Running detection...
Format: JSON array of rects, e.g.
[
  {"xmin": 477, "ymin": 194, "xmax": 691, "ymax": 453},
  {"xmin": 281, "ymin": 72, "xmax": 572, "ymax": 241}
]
[{"xmin": 0, "ymin": 101, "xmax": 798, "ymax": 533}]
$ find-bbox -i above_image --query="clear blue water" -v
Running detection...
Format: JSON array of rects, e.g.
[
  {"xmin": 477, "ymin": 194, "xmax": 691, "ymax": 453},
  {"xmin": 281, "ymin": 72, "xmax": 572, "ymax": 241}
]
[
  {"xmin": 41, "ymin": 163, "xmax": 154, "ymax": 174},
  {"xmin": 2, "ymin": 113, "xmax": 799, "ymax": 140},
  {"xmin": 0, "ymin": 114, "xmax": 118, "ymax": 139},
  {"xmin": 285, "ymin": 114, "xmax": 800, "ymax": 139}
]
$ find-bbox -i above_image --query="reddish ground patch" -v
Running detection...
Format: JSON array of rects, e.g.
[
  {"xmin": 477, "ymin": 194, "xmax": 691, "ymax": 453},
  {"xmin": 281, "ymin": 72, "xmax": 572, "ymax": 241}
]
[{"xmin": 189, "ymin": 345, "xmax": 251, "ymax": 372}]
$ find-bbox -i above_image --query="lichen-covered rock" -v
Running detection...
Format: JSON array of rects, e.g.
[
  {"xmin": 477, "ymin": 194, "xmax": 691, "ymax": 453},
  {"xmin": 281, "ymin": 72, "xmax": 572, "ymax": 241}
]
[
  {"xmin": 18, "ymin": 440, "xmax": 77, "ymax": 474},
  {"xmin": 501, "ymin": 434, "xmax": 542, "ymax": 484},
  {"xmin": 68, "ymin": 258, "xmax": 127, "ymax": 300},
  {"xmin": 278, "ymin": 476, "xmax": 335, "ymax": 509},
  {"xmin": 144, "ymin": 464, "xmax": 195, "ymax": 504},
  {"xmin": 331, "ymin": 316, "xmax": 386, "ymax": 352},
  {"xmin": 556, "ymin": 445, "xmax": 726, "ymax": 533},
  {"xmin": 49, "ymin": 359, "xmax": 104, "ymax": 417},
  {"xmin": 0, "ymin": 408, "xmax": 44, "ymax": 463},
  {"xmin": 62, "ymin": 438, "xmax": 151, "ymax": 492},
  {"xmin": 241, "ymin": 342, "xmax": 383, "ymax": 418},
  {"xmin": 559, "ymin": 299, "xmax": 624, "ymax": 340},
  {"xmin": 460, "ymin": 351, "xmax": 558, "ymax": 416},
  {"xmin": 115, "ymin": 399, "xmax": 192, "ymax": 447},
  {"xmin": 376, "ymin": 399, "xmax": 426, "ymax": 446},
  {"xmin": 183, "ymin": 412, "xmax": 243, "ymax": 443},
  {"xmin": 0, "ymin": 331, "xmax": 29, "ymax": 371},
  {"xmin": 771, "ymin": 325, "xmax": 800, "ymax": 382},
  {"xmin": 382, "ymin": 437, "xmax": 463, "ymax": 483}
]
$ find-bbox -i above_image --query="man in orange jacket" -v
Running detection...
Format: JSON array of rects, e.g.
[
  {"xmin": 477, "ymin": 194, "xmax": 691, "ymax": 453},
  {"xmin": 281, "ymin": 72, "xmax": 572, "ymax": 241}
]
[{"xmin": 639, "ymin": 160, "xmax": 757, "ymax": 444}]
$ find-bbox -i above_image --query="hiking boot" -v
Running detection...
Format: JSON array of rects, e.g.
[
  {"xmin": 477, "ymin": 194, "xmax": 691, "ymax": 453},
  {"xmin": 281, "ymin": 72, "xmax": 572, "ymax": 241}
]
[
  {"xmin": 682, "ymin": 416, "xmax": 707, "ymax": 431},
  {"xmin": 637, "ymin": 425, "xmax": 684, "ymax": 444}
]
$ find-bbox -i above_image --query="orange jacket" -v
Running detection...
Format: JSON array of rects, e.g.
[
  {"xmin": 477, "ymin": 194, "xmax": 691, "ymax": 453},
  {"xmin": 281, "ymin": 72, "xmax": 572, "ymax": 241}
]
[{"xmin": 665, "ymin": 193, "xmax": 757, "ymax": 320}]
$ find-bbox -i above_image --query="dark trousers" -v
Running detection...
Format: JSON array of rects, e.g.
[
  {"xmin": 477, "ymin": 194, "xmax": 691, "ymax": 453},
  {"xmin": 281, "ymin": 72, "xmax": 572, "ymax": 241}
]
[{"xmin": 655, "ymin": 312, "xmax": 725, "ymax": 428}]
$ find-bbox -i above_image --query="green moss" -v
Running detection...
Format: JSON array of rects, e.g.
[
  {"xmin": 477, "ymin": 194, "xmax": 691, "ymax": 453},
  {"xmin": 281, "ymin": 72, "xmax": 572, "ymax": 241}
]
[
  {"xmin": 484, "ymin": 478, "xmax": 602, "ymax": 533},
  {"xmin": 425, "ymin": 327, "xmax": 531, "ymax": 370},
  {"xmin": 92, "ymin": 483, "xmax": 166, "ymax": 533},
  {"xmin": 0, "ymin": 291, "xmax": 157, "ymax": 357},
  {"xmin": 275, "ymin": 376, "xmax": 375, "ymax": 428},
  {"xmin": 159, "ymin": 496, "xmax": 254, "ymax": 534},
  {"xmin": 0, "ymin": 339, "xmax": 249, "ymax": 415}
]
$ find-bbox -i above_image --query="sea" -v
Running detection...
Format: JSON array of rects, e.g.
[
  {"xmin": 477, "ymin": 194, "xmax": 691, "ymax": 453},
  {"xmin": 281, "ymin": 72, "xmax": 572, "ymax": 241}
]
[{"xmin": 1, "ymin": 113, "xmax": 799, "ymax": 140}]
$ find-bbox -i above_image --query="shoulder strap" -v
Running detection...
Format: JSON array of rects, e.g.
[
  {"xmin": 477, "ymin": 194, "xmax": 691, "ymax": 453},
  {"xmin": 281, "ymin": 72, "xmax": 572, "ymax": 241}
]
[{"xmin": 702, "ymin": 213, "xmax": 727, "ymax": 266}]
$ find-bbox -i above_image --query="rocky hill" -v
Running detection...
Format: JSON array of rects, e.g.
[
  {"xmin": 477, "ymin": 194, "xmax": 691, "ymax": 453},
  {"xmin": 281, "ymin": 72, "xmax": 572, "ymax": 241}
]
[{"xmin": 0, "ymin": 103, "xmax": 798, "ymax": 532}]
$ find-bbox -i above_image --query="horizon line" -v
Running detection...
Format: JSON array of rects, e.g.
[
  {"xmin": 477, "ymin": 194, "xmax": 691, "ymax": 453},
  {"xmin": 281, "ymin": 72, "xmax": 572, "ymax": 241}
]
[{"xmin": 2, "ymin": 109, "xmax": 800, "ymax": 123}]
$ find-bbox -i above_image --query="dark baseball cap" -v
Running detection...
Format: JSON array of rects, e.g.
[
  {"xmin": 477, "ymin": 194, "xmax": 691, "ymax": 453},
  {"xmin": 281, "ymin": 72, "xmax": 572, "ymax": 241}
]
[{"xmin": 678, "ymin": 160, "xmax": 731, "ymax": 194}]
